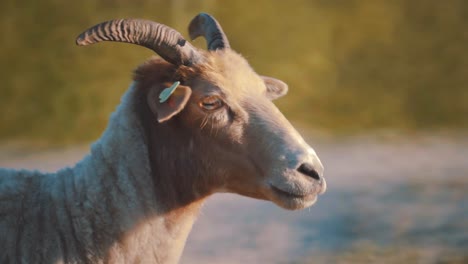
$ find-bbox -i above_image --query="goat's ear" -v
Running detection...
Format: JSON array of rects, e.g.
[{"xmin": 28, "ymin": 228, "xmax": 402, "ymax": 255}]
[
  {"xmin": 147, "ymin": 83, "xmax": 192, "ymax": 123},
  {"xmin": 262, "ymin": 76, "xmax": 288, "ymax": 100}
]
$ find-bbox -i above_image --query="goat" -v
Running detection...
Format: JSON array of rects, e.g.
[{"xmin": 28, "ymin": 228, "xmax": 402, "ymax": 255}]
[{"xmin": 0, "ymin": 13, "xmax": 326, "ymax": 263}]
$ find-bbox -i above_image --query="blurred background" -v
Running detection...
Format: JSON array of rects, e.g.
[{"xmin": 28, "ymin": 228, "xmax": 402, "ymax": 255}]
[{"xmin": 0, "ymin": 0, "xmax": 467, "ymax": 263}]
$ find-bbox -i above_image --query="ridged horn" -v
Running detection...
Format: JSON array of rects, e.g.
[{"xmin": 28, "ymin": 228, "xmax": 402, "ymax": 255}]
[
  {"xmin": 188, "ymin": 13, "xmax": 230, "ymax": 50},
  {"xmin": 76, "ymin": 19, "xmax": 201, "ymax": 66}
]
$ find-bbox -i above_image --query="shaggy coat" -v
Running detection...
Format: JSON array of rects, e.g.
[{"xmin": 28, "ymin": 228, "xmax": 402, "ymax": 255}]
[
  {"xmin": 0, "ymin": 49, "xmax": 326, "ymax": 263},
  {"xmin": 0, "ymin": 61, "xmax": 202, "ymax": 263}
]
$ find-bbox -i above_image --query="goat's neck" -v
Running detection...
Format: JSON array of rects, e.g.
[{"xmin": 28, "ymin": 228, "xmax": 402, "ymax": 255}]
[
  {"xmin": 146, "ymin": 122, "xmax": 213, "ymax": 210},
  {"xmin": 69, "ymin": 85, "xmax": 206, "ymax": 263}
]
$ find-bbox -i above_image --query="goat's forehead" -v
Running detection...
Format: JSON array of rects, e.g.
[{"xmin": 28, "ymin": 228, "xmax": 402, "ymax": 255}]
[{"xmin": 195, "ymin": 51, "xmax": 265, "ymax": 97}]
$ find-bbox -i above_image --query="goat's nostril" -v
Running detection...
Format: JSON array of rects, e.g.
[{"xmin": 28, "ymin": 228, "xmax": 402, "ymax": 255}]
[{"xmin": 297, "ymin": 163, "xmax": 320, "ymax": 181}]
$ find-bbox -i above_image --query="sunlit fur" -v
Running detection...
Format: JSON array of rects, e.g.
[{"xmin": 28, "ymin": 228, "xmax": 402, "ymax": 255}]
[
  {"xmin": 0, "ymin": 83, "xmax": 200, "ymax": 263},
  {"xmin": 0, "ymin": 49, "xmax": 325, "ymax": 263}
]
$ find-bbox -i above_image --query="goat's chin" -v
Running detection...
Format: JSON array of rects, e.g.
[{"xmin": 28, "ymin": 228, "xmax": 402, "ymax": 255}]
[{"xmin": 268, "ymin": 191, "xmax": 319, "ymax": 210}]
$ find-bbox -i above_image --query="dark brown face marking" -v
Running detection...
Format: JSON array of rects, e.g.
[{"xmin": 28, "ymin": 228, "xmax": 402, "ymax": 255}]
[{"xmin": 134, "ymin": 49, "xmax": 325, "ymax": 211}]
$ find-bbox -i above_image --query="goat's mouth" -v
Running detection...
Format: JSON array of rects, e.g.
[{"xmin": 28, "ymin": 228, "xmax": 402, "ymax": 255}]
[
  {"xmin": 268, "ymin": 182, "xmax": 323, "ymax": 210},
  {"xmin": 270, "ymin": 185, "xmax": 314, "ymax": 199},
  {"xmin": 268, "ymin": 175, "xmax": 327, "ymax": 210}
]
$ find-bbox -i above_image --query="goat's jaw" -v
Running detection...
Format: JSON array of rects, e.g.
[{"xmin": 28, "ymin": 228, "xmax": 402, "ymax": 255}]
[{"xmin": 263, "ymin": 174, "xmax": 327, "ymax": 210}]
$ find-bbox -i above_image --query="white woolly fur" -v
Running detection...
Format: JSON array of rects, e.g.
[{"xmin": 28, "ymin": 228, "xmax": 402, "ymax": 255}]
[{"xmin": 0, "ymin": 84, "xmax": 195, "ymax": 263}]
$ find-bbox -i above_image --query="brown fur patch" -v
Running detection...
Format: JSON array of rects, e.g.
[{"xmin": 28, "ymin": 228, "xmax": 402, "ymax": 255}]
[
  {"xmin": 130, "ymin": 51, "xmax": 271, "ymax": 212},
  {"xmin": 133, "ymin": 57, "xmax": 178, "ymax": 88}
]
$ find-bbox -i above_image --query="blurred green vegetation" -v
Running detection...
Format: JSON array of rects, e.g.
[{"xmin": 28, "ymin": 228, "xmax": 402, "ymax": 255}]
[{"xmin": 0, "ymin": 0, "xmax": 467, "ymax": 144}]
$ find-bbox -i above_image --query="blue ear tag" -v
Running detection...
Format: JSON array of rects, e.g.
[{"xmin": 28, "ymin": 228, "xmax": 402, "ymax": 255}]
[{"xmin": 159, "ymin": 81, "xmax": 180, "ymax": 103}]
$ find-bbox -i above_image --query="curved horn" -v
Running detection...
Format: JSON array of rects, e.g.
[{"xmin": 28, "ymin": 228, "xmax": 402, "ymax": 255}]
[
  {"xmin": 188, "ymin": 13, "xmax": 230, "ymax": 50},
  {"xmin": 76, "ymin": 19, "xmax": 201, "ymax": 66}
]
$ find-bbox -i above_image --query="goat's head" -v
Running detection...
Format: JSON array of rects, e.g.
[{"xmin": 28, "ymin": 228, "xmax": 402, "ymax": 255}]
[{"xmin": 76, "ymin": 13, "xmax": 326, "ymax": 210}]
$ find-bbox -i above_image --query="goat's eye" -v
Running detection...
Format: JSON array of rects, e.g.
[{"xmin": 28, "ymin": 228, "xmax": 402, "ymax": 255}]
[{"xmin": 199, "ymin": 96, "xmax": 224, "ymax": 111}]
